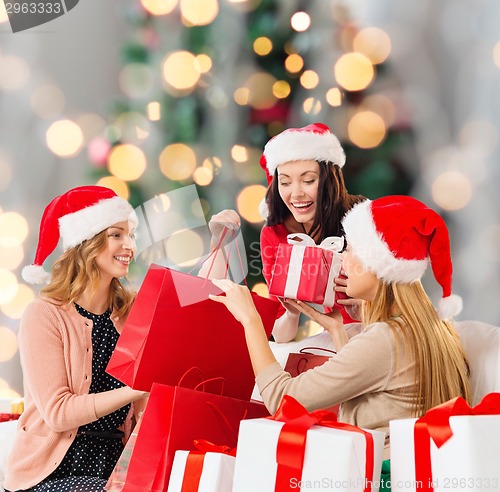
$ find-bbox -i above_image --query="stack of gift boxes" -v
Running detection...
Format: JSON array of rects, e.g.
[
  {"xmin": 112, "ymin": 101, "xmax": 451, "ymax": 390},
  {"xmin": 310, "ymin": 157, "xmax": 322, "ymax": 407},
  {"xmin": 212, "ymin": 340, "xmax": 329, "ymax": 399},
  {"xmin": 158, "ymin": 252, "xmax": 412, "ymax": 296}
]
[
  {"xmin": 103, "ymin": 236, "xmax": 500, "ymax": 492},
  {"xmin": 0, "ymin": 398, "xmax": 23, "ymax": 423}
]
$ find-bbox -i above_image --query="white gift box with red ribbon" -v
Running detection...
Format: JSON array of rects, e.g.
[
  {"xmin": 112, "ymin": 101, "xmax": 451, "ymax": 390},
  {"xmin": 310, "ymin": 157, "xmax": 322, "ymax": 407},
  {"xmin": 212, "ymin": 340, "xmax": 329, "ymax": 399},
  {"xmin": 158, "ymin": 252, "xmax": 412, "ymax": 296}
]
[
  {"xmin": 232, "ymin": 396, "xmax": 385, "ymax": 492},
  {"xmin": 167, "ymin": 450, "xmax": 235, "ymax": 492},
  {"xmin": 391, "ymin": 416, "xmax": 500, "ymax": 492},
  {"xmin": 390, "ymin": 394, "xmax": 500, "ymax": 492}
]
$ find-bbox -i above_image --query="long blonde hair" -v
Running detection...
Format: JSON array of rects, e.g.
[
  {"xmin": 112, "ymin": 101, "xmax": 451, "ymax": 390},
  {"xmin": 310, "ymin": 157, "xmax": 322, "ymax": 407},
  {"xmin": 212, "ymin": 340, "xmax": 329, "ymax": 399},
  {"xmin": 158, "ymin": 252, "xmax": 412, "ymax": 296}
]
[
  {"xmin": 41, "ymin": 230, "xmax": 135, "ymax": 319},
  {"xmin": 363, "ymin": 281, "xmax": 471, "ymax": 416}
]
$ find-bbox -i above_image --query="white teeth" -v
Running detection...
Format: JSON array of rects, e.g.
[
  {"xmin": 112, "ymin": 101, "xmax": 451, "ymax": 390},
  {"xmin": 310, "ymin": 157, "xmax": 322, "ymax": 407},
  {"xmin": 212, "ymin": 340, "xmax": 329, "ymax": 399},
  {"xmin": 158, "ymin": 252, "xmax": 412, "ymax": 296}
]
[
  {"xmin": 115, "ymin": 256, "xmax": 131, "ymax": 263},
  {"xmin": 292, "ymin": 202, "xmax": 313, "ymax": 209}
]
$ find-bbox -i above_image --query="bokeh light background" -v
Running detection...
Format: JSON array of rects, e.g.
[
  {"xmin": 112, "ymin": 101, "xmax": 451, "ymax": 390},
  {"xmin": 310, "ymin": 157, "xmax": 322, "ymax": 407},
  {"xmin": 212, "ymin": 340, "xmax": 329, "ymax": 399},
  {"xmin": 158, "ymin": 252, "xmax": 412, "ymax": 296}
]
[{"xmin": 1, "ymin": 0, "xmax": 500, "ymax": 398}]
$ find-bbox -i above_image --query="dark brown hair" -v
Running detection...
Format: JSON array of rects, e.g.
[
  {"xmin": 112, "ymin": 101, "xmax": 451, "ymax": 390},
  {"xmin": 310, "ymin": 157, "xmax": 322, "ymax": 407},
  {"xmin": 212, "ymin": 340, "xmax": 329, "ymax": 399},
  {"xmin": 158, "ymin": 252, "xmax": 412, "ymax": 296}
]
[{"xmin": 265, "ymin": 162, "xmax": 365, "ymax": 243}]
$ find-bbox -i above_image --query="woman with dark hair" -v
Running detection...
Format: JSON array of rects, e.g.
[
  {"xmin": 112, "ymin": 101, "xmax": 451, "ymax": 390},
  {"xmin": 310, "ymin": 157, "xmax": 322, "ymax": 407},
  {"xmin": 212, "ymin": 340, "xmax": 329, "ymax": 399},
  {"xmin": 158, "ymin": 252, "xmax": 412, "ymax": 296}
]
[
  {"xmin": 209, "ymin": 123, "xmax": 365, "ymax": 343},
  {"xmin": 263, "ymin": 156, "xmax": 360, "ymax": 244}
]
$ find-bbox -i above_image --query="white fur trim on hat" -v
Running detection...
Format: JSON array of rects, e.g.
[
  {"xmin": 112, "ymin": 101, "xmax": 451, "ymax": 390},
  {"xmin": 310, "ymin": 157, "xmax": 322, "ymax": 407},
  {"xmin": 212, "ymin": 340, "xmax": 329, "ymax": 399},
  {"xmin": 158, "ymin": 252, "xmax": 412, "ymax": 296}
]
[
  {"xmin": 437, "ymin": 294, "xmax": 463, "ymax": 320},
  {"xmin": 342, "ymin": 200, "xmax": 429, "ymax": 283},
  {"xmin": 264, "ymin": 130, "xmax": 345, "ymax": 177},
  {"xmin": 59, "ymin": 196, "xmax": 138, "ymax": 251},
  {"xmin": 21, "ymin": 264, "xmax": 51, "ymax": 284},
  {"xmin": 259, "ymin": 198, "xmax": 269, "ymax": 220}
]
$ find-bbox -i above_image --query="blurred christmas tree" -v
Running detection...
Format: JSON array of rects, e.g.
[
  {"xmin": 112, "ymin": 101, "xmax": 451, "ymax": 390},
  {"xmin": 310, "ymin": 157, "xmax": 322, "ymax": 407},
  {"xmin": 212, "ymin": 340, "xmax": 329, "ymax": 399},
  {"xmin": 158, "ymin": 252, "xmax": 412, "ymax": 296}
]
[{"xmin": 87, "ymin": 0, "xmax": 417, "ymax": 289}]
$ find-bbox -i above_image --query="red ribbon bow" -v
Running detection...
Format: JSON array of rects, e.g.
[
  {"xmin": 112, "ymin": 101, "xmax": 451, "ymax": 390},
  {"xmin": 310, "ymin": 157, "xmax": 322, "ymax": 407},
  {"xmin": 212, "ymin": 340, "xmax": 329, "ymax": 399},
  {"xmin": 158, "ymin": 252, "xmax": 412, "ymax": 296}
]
[
  {"xmin": 180, "ymin": 440, "xmax": 236, "ymax": 492},
  {"xmin": 414, "ymin": 392, "xmax": 500, "ymax": 491},
  {"xmin": 270, "ymin": 395, "xmax": 375, "ymax": 492},
  {"xmin": 192, "ymin": 439, "xmax": 237, "ymax": 457}
]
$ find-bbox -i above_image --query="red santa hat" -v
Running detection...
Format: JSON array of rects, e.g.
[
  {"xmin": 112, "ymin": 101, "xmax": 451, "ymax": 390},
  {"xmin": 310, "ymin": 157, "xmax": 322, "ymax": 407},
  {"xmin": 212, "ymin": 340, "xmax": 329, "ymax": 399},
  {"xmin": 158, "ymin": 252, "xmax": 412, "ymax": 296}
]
[
  {"xmin": 259, "ymin": 122, "xmax": 346, "ymax": 185},
  {"xmin": 342, "ymin": 195, "xmax": 462, "ymax": 319},
  {"xmin": 22, "ymin": 185, "xmax": 138, "ymax": 285}
]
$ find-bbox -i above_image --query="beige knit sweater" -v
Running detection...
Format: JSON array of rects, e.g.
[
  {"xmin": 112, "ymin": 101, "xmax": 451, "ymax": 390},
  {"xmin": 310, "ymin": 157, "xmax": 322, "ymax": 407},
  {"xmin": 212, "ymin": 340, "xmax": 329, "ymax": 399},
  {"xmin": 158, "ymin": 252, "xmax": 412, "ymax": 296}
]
[
  {"xmin": 256, "ymin": 321, "xmax": 418, "ymax": 459},
  {"xmin": 4, "ymin": 298, "xmax": 136, "ymax": 491}
]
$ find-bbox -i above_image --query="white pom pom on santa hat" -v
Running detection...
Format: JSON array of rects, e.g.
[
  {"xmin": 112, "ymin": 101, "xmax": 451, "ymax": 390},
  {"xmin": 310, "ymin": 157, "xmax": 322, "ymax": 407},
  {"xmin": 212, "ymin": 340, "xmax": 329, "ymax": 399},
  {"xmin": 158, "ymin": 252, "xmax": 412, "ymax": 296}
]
[
  {"xmin": 438, "ymin": 294, "xmax": 463, "ymax": 320},
  {"xmin": 258, "ymin": 198, "xmax": 269, "ymax": 220},
  {"xmin": 21, "ymin": 265, "xmax": 50, "ymax": 285}
]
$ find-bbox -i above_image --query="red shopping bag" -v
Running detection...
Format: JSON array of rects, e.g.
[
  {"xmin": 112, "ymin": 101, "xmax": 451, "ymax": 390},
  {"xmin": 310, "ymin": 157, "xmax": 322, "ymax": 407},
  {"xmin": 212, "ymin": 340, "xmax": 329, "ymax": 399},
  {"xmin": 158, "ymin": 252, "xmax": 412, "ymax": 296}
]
[
  {"xmin": 284, "ymin": 346, "xmax": 336, "ymax": 377},
  {"xmin": 106, "ymin": 263, "xmax": 280, "ymax": 400},
  {"xmin": 284, "ymin": 347, "xmax": 340, "ymax": 415},
  {"xmin": 120, "ymin": 381, "xmax": 269, "ymax": 492},
  {"xmin": 104, "ymin": 416, "xmax": 143, "ymax": 491}
]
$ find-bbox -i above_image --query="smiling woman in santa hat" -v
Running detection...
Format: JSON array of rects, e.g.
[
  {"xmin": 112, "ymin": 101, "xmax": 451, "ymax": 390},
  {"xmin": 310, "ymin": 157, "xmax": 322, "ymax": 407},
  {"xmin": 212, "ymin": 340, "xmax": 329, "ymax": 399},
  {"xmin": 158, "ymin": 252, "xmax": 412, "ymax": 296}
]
[
  {"xmin": 208, "ymin": 123, "xmax": 365, "ymax": 343},
  {"xmin": 4, "ymin": 186, "xmax": 148, "ymax": 492},
  {"xmin": 210, "ymin": 195, "xmax": 471, "ymax": 482}
]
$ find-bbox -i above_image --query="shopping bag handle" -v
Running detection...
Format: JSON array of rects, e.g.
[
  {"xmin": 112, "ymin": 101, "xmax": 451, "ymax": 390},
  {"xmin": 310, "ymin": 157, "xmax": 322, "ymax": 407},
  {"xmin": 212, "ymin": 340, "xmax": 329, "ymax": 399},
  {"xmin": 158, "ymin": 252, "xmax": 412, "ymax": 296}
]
[
  {"xmin": 291, "ymin": 349, "xmax": 335, "ymax": 374},
  {"xmin": 298, "ymin": 346, "xmax": 337, "ymax": 355},
  {"xmin": 206, "ymin": 401, "xmax": 248, "ymax": 437},
  {"xmin": 188, "ymin": 227, "xmax": 248, "ymax": 286},
  {"xmin": 178, "ymin": 367, "xmax": 205, "ymax": 388},
  {"xmin": 178, "ymin": 368, "xmax": 226, "ymax": 395},
  {"xmin": 187, "ymin": 227, "xmax": 230, "ymax": 276},
  {"xmin": 294, "ymin": 356, "xmax": 309, "ymax": 374},
  {"xmin": 194, "ymin": 377, "xmax": 225, "ymax": 396},
  {"xmin": 221, "ymin": 228, "xmax": 247, "ymax": 286}
]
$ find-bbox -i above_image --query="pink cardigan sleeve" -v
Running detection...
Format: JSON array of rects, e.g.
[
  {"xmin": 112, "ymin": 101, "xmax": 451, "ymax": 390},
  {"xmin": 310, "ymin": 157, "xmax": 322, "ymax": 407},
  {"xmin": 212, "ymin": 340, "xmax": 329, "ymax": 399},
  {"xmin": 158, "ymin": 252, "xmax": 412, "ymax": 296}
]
[{"xmin": 18, "ymin": 301, "xmax": 98, "ymax": 432}]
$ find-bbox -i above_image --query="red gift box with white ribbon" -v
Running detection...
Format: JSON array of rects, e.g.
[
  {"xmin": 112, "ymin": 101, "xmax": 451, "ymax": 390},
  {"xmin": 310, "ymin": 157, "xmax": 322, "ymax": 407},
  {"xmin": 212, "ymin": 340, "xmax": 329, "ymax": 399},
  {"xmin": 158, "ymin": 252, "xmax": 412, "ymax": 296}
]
[{"xmin": 268, "ymin": 234, "xmax": 344, "ymax": 308}]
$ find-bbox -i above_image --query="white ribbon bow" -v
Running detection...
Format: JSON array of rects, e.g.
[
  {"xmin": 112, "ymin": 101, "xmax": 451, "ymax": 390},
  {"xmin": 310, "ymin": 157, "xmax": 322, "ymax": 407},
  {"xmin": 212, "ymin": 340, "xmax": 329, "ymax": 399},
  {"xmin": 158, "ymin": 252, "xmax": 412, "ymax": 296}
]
[{"xmin": 286, "ymin": 233, "xmax": 345, "ymax": 253}]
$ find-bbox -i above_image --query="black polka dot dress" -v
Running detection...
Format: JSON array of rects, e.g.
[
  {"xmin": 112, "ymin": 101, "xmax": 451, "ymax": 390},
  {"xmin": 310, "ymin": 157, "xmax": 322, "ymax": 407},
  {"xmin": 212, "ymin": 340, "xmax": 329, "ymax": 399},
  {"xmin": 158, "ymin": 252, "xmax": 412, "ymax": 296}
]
[{"xmin": 24, "ymin": 304, "xmax": 131, "ymax": 492}]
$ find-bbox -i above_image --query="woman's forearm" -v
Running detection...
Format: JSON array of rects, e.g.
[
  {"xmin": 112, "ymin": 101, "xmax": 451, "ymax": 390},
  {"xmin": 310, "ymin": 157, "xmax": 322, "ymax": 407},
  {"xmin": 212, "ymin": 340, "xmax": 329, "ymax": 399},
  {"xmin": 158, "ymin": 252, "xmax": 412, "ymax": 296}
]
[
  {"xmin": 271, "ymin": 310, "xmax": 300, "ymax": 343},
  {"xmin": 94, "ymin": 386, "xmax": 148, "ymax": 420},
  {"xmin": 241, "ymin": 314, "xmax": 278, "ymax": 376},
  {"xmin": 328, "ymin": 325, "xmax": 349, "ymax": 352}
]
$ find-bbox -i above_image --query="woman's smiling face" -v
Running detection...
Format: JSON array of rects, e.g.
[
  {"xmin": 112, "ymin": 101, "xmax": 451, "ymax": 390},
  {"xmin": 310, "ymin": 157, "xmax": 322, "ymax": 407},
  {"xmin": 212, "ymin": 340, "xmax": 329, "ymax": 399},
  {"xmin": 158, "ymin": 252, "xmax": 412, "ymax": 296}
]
[
  {"xmin": 94, "ymin": 221, "xmax": 136, "ymax": 282},
  {"xmin": 277, "ymin": 159, "xmax": 320, "ymax": 230}
]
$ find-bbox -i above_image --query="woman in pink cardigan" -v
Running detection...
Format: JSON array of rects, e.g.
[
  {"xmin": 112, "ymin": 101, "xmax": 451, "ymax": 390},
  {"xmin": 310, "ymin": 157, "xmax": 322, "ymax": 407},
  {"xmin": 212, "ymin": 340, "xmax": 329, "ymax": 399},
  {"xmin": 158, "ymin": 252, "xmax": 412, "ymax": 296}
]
[{"xmin": 4, "ymin": 186, "xmax": 148, "ymax": 492}]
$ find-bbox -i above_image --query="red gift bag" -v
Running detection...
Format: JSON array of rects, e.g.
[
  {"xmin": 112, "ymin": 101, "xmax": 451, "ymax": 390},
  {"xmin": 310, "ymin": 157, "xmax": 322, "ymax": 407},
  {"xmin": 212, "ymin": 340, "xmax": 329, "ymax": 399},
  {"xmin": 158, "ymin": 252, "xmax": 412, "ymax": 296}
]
[
  {"xmin": 120, "ymin": 381, "xmax": 269, "ymax": 492},
  {"xmin": 284, "ymin": 346, "xmax": 336, "ymax": 377},
  {"xmin": 284, "ymin": 347, "xmax": 340, "ymax": 415},
  {"xmin": 106, "ymin": 263, "xmax": 280, "ymax": 400},
  {"xmin": 105, "ymin": 416, "xmax": 143, "ymax": 491}
]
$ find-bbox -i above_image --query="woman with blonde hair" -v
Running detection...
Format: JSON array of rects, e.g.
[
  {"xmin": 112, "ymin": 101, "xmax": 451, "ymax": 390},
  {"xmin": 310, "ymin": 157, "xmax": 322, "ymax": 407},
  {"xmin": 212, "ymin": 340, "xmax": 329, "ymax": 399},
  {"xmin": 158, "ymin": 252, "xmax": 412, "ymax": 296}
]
[
  {"xmin": 210, "ymin": 195, "xmax": 471, "ymax": 485},
  {"xmin": 5, "ymin": 186, "xmax": 148, "ymax": 492}
]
